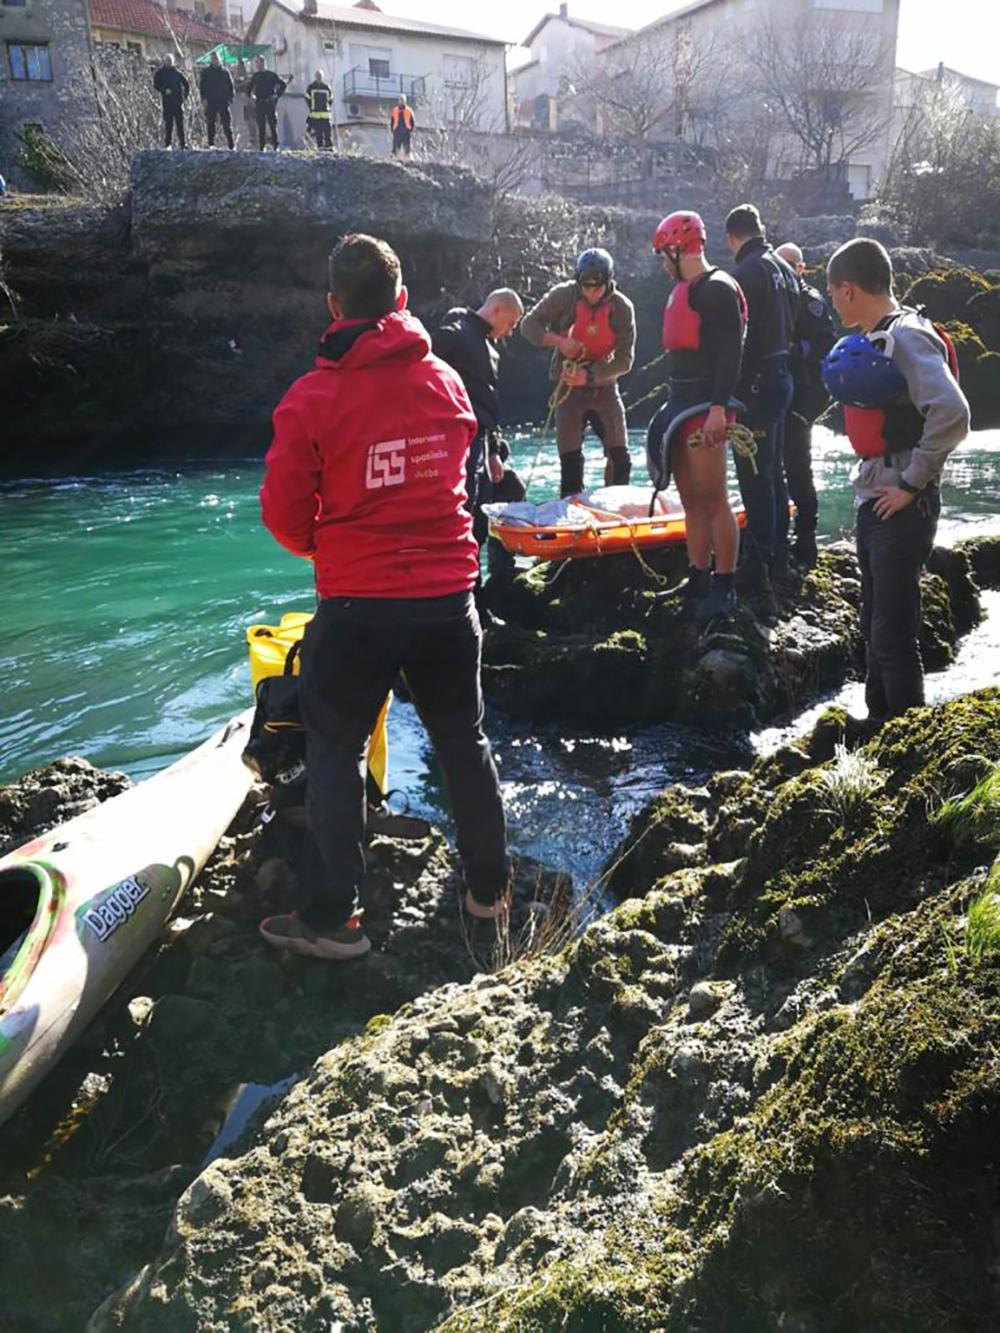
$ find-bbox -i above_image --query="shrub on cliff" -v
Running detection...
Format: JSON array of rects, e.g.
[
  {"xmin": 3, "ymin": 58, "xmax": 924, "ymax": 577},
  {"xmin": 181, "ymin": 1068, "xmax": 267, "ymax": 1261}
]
[{"xmin": 900, "ymin": 268, "xmax": 994, "ymax": 324}]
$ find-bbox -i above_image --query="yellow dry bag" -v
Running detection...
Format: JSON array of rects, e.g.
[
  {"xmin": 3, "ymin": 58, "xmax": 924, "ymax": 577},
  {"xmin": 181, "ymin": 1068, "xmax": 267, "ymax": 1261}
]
[{"xmin": 246, "ymin": 612, "xmax": 390, "ymax": 798}]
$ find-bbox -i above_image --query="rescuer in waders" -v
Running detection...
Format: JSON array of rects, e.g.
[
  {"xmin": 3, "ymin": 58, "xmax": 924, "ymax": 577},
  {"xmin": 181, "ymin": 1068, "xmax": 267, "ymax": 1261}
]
[
  {"xmin": 199, "ymin": 49, "xmax": 235, "ymax": 149},
  {"xmin": 775, "ymin": 241, "xmax": 837, "ymax": 568},
  {"xmin": 305, "ymin": 69, "xmax": 333, "ymax": 149},
  {"xmin": 248, "ymin": 56, "xmax": 286, "ymax": 151},
  {"xmin": 520, "ymin": 248, "xmax": 636, "ymax": 498},
  {"xmin": 259, "ymin": 234, "xmax": 510, "ymax": 960},
  {"xmin": 646, "ymin": 210, "xmax": 747, "ymax": 620},
  {"xmin": 823, "ymin": 237, "xmax": 969, "ymax": 723},
  {"xmin": 725, "ymin": 204, "xmax": 800, "ymax": 613}
]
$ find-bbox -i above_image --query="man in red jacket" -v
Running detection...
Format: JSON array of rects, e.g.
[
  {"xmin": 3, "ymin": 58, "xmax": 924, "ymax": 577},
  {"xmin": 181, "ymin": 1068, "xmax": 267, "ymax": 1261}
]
[{"xmin": 259, "ymin": 234, "xmax": 510, "ymax": 961}]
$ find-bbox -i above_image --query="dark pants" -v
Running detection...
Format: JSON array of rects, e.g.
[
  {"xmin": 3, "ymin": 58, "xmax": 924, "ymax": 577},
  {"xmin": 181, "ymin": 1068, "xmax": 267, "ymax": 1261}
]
[
  {"xmin": 255, "ymin": 98, "xmax": 279, "ymax": 149},
  {"xmin": 735, "ymin": 358, "xmax": 794, "ymax": 564},
  {"xmin": 465, "ymin": 432, "xmax": 485, "ymax": 516},
  {"xmin": 784, "ymin": 411, "xmax": 818, "ymax": 538},
  {"xmin": 298, "ymin": 592, "xmax": 508, "ymax": 927},
  {"xmin": 475, "ymin": 468, "xmax": 526, "ymax": 581},
  {"xmin": 206, "ymin": 102, "xmax": 234, "ymax": 148},
  {"xmin": 392, "ymin": 128, "xmax": 412, "ymax": 156},
  {"xmin": 308, "ymin": 117, "xmax": 332, "ymax": 148},
  {"xmin": 856, "ymin": 487, "xmax": 940, "ymax": 719},
  {"xmin": 163, "ymin": 103, "xmax": 185, "ymax": 148}
]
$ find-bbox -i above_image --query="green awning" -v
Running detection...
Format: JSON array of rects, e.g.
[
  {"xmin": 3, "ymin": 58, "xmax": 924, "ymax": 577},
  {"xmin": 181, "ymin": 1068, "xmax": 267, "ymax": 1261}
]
[{"xmin": 195, "ymin": 43, "xmax": 273, "ymax": 66}]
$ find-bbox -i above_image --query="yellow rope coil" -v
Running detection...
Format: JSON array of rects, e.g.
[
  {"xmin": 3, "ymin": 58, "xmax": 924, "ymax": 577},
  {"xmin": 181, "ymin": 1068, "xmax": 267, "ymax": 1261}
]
[{"xmin": 686, "ymin": 422, "xmax": 760, "ymax": 475}]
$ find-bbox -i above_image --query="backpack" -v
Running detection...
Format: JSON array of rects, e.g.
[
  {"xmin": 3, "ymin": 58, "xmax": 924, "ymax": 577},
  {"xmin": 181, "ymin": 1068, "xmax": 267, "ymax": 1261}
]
[{"xmin": 790, "ymin": 282, "xmax": 837, "ymax": 422}]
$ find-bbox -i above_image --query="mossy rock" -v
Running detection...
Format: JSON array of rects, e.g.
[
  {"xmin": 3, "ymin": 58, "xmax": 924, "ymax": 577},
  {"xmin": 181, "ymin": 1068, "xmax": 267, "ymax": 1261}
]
[
  {"xmin": 939, "ymin": 321, "xmax": 1000, "ymax": 427},
  {"xmin": 901, "ymin": 268, "xmax": 993, "ymax": 325},
  {"xmin": 956, "ymin": 533, "xmax": 1000, "ymax": 590},
  {"xmin": 965, "ymin": 285, "xmax": 1000, "ymax": 348}
]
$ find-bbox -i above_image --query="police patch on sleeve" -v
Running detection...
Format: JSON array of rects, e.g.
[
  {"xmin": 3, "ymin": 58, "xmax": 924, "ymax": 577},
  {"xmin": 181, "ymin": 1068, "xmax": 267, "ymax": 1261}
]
[{"xmin": 808, "ymin": 298, "xmax": 825, "ymax": 317}]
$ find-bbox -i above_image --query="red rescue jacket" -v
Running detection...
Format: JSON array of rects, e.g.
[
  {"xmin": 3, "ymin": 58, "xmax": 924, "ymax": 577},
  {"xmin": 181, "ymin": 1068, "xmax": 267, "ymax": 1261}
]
[
  {"xmin": 661, "ymin": 275, "xmax": 747, "ymax": 352},
  {"xmin": 261, "ymin": 310, "xmax": 479, "ymax": 599},
  {"xmin": 570, "ymin": 298, "xmax": 618, "ymax": 361}
]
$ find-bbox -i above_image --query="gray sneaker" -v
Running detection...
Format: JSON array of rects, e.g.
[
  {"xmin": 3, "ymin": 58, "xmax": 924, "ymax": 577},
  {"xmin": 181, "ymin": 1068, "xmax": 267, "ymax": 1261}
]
[{"xmin": 259, "ymin": 911, "xmax": 371, "ymax": 960}]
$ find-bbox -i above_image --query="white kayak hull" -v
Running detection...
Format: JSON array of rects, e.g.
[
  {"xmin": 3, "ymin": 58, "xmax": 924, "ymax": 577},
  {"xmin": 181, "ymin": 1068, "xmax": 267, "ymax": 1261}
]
[{"xmin": 0, "ymin": 710, "xmax": 255, "ymax": 1126}]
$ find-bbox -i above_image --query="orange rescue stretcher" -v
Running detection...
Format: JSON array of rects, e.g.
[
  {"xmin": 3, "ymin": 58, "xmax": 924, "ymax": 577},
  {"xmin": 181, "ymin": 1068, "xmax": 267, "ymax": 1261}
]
[{"xmin": 489, "ymin": 496, "xmax": 748, "ymax": 562}]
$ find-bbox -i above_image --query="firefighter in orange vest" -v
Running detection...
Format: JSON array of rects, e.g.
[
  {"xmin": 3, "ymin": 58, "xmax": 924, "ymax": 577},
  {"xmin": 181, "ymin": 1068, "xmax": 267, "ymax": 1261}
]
[
  {"xmin": 390, "ymin": 95, "xmax": 415, "ymax": 156},
  {"xmin": 520, "ymin": 249, "xmax": 636, "ymax": 496}
]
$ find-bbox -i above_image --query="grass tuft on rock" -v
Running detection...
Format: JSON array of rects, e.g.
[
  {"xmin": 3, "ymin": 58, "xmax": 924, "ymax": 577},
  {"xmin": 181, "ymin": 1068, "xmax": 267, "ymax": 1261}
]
[
  {"xmin": 933, "ymin": 762, "xmax": 1000, "ymax": 848},
  {"xmin": 816, "ymin": 741, "xmax": 884, "ymax": 823}
]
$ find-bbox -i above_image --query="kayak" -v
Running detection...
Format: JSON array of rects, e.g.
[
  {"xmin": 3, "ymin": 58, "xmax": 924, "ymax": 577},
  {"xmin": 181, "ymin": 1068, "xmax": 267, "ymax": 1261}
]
[
  {"xmin": 486, "ymin": 486, "xmax": 748, "ymax": 561},
  {"xmin": 0, "ymin": 709, "xmax": 255, "ymax": 1127}
]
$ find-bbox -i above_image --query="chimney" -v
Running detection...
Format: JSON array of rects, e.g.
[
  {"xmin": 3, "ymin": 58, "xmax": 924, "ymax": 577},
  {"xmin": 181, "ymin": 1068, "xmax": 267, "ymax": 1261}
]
[
  {"xmin": 559, "ymin": 3, "xmax": 568, "ymax": 17},
  {"xmin": 302, "ymin": 0, "xmax": 317, "ymax": 15}
]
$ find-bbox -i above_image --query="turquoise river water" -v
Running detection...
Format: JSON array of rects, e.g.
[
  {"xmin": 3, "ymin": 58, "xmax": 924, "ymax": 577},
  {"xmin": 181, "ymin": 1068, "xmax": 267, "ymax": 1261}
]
[{"xmin": 3, "ymin": 426, "xmax": 999, "ymax": 883}]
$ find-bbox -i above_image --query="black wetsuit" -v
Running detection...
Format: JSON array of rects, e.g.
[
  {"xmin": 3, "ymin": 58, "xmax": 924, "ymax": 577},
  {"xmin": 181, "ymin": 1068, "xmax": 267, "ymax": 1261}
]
[{"xmin": 646, "ymin": 269, "xmax": 744, "ymax": 490}]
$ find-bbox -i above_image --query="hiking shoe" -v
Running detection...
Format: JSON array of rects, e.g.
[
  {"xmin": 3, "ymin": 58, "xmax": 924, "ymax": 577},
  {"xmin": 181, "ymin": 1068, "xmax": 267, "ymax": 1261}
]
[
  {"xmin": 259, "ymin": 911, "xmax": 371, "ymax": 960},
  {"xmin": 461, "ymin": 890, "xmax": 511, "ymax": 972},
  {"xmin": 693, "ymin": 579, "xmax": 737, "ymax": 620}
]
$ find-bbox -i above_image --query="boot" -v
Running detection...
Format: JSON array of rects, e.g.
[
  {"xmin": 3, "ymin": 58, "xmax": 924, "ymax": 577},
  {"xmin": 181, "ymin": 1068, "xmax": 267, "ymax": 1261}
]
[
  {"xmin": 740, "ymin": 557, "xmax": 778, "ymax": 625},
  {"xmin": 694, "ymin": 573, "xmax": 737, "ymax": 620},
  {"xmin": 793, "ymin": 531, "xmax": 818, "ymax": 569}
]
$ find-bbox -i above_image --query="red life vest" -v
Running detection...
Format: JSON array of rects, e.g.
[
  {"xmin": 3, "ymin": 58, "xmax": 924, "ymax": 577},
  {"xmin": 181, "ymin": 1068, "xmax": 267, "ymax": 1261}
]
[
  {"xmin": 570, "ymin": 298, "xmax": 617, "ymax": 361},
  {"xmin": 661, "ymin": 274, "xmax": 748, "ymax": 352},
  {"xmin": 844, "ymin": 314, "xmax": 960, "ymax": 460}
]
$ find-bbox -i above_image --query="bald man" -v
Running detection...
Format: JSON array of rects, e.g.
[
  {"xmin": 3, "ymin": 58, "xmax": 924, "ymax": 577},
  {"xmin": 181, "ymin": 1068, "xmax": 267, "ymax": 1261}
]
[
  {"xmin": 433, "ymin": 289, "xmax": 524, "ymax": 510},
  {"xmin": 776, "ymin": 241, "xmax": 836, "ymax": 567}
]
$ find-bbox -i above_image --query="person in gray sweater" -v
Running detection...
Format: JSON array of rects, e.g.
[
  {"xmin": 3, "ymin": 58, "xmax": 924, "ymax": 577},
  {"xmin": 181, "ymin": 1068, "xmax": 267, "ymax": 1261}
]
[
  {"xmin": 826, "ymin": 237, "xmax": 970, "ymax": 722},
  {"xmin": 520, "ymin": 248, "xmax": 635, "ymax": 496}
]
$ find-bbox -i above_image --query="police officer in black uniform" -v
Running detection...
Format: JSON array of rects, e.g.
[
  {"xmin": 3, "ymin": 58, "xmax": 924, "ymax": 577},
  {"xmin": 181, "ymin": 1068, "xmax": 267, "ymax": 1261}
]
[
  {"xmin": 725, "ymin": 204, "xmax": 800, "ymax": 606},
  {"xmin": 153, "ymin": 54, "xmax": 189, "ymax": 149},
  {"xmin": 776, "ymin": 242, "xmax": 837, "ymax": 568},
  {"xmin": 199, "ymin": 50, "xmax": 235, "ymax": 149},
  {"xmin": 247, "ymin": 56, "xmax": 287, "ymax": 150}
]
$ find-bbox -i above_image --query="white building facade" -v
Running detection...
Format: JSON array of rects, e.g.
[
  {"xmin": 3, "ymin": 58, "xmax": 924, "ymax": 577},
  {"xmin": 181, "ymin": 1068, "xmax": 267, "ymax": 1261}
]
[
  {"xmin": 245, "ymin": 0, "xmax": 507, "ymax": 147},
  {"xmin": 514, "ymin": 4, "xmax": 631, "ymax": 131}
]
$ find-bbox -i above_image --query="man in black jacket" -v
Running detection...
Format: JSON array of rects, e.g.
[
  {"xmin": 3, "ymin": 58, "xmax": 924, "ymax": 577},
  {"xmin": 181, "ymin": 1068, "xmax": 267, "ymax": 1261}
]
[
  {"xmin": 153, "ymin": 54, "xmax": 189, "ymax": 149},
  {"xmin": 199, "ymin": 50, "xmax": 235, "ymax": 149},
  {"xmin": 725, "ymin": 204, "xmax": 800, "ymax": 601},
  {"xmin": 776, "ymin": 241, "xmax": 837, "ymax": 567},
  {"xmin": 432, "ymin": 289, "xmax": 523, "ymax": 516},
  {"xmin": 247, "ymin": 56, "xmax": 287, "ymax": 150}
]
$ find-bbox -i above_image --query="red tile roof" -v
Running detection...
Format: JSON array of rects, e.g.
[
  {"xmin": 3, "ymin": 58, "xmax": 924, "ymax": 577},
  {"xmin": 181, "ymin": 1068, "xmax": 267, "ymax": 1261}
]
[{"xmin": 89, "ymin": 0, "xmax": 236, "ymax": 46}]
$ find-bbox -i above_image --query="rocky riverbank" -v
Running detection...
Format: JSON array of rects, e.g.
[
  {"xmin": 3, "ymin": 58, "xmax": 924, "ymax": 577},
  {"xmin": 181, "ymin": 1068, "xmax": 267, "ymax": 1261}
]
[
  {"xmin": 0, "ymin": 535, "xmax": 995, "ymax": 1331},
  {"xmin": 482, "ymin": 537, "xmax": 984, "ymax": 731},
  {"xmin": 4, "ymin": 154, "xmax": 1000, "ymax": 467},
  {"xmin": 73, "ymin": 685, "xmax": 1000, "ymax": 1332}
]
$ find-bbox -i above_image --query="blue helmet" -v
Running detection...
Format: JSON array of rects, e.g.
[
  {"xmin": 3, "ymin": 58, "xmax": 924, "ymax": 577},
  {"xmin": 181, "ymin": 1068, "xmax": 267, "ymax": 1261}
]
[
  {"xmin": 575, "ymin": 248, "xmax": 613, "ymax": 285},
  {"xmin": 821, "ymin": 332, "xmax": 907, "ymax": 407}
]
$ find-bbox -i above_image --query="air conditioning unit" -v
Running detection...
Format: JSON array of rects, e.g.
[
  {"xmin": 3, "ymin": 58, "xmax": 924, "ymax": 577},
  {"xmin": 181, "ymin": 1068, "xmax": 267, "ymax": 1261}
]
[{"xmin": 346, "ymin": 103, "xmax": 363, "ymax": 119}]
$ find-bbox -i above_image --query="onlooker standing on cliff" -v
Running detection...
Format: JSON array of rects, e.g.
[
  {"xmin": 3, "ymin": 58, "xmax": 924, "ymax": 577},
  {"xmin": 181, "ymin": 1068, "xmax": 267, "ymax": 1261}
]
[
  {"xmin": 199, "ymin": 50, "xmax": 235, "ymax": 150},
  {"xmin": 248, "ymin": 56, "xmax": 287, "ymax": 151},
  {"xmin": 390, "ymin": 95, "xmax": 415, "ymax": 157},
  {"xmin": 153, "ymin": 54, "xmax": 189, "ymax": 150}
]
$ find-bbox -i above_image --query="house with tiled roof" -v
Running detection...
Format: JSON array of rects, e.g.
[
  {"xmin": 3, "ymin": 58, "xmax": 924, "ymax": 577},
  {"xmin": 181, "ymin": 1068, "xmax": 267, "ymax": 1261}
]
[
  {"xmin": 514, "ymin": 3, "xmax": 631, "ymax": 132},
  {"xmin": 0, "ymin": 0, "xmax": 97, "ymax": 189},
  {"xmin": 89, "ymin": 0, "xmax": 238, "ymax": 60},
  {"xmin": 244, "ymin": 0, "xmax": 508, "ymax": 146}
]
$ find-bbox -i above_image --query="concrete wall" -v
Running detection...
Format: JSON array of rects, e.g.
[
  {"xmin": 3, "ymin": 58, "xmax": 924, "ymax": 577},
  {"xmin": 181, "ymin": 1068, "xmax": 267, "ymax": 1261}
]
[
  {"xmin": 251, "ymin": 4, "xmax": 506, "ymax": 148},
  {"xmin": 0, "ymin": 0, "xmax": 96, "ymax": 189}
]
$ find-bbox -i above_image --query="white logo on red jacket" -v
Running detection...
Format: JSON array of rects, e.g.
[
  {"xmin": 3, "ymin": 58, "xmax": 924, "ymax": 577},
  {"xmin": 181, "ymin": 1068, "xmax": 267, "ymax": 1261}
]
[{"xmin": 365, "ymin": 438, "xmax": 406, "ymax": 489}]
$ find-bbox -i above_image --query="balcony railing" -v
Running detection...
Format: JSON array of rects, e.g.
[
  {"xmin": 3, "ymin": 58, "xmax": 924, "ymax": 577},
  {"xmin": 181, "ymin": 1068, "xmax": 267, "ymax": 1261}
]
[{"xmin": 343, "ymin": 67, "xmax": 426, "ymax": 101}]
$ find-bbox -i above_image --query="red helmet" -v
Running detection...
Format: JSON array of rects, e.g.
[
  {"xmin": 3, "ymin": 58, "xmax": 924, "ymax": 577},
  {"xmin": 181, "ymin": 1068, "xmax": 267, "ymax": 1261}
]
[{"xmin": 653, "ymin": 211, "xmax": 707, "ymax": 258}]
